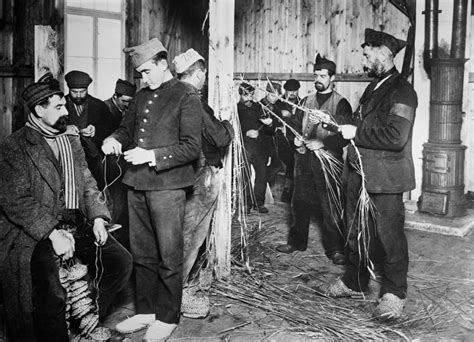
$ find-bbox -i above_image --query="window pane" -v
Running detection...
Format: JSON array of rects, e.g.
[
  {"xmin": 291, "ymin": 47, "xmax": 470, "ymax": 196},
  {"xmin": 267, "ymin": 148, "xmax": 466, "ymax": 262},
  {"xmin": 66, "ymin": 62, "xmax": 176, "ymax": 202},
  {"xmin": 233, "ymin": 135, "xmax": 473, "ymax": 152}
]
[
  {"xmin": 66, "ymin": 0, "xmax": 82, "ymax": 7},
  {"xmin": 98, "ymin": 18, "xmax": 121, "ymax": 58},
  {"xmin": 67, "ymin": 14, "xmax": 93, "ymax": 57},
  {"xmin": 97, "ymin": 58, "xmax": 121, "ymax": 100},
  {"xmin": 79, "ymin": 0, "xmax": 95, "ymax": 10},
  {"xmin": 94, "ymin": 1, "xmax": 108, "ymax": 11},
  {"xmin": 107, "ymin": 0, "xmax": 122, "ymax": 12}
]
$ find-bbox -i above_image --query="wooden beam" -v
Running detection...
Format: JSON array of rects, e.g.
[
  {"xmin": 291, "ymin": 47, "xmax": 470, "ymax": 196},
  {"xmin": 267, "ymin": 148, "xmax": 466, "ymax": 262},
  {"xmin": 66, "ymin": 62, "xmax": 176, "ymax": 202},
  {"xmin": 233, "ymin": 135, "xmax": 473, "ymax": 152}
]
[
  {"xmin": 234, "ymin": 72, "xmax": 373, "ymax": 83},
  {"xmin": 0, "ymin": 66, "xmax": 34, "ymax": 78},
  {"xmin": 208, "ymin": 0, "xmax": 234, "ymax": 280}
]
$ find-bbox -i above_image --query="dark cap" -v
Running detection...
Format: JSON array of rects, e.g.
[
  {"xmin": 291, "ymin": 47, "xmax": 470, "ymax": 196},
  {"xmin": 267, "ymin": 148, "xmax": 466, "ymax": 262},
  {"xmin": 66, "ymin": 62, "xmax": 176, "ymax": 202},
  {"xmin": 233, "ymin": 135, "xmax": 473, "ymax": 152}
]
[
  {"xmin": 65, "ymin": 70, "xmax": 92, "ymax": 89},
  {"xmin": 284, "ymin": 79, "xmax": 300, "ymax": 91},
  {"xmin": 115, "ymin": 79, "xmax": 136, "ymax": 97},
  {"xmin": 266, "ymin": 81, "xmax": 282, "ymax": 94},
  {"xmin": 22, "ymin": 73, "xmax": 63, "ymax": 109},
  {"xmin": 123, "ymin": 38, "xmax": 167, "ymax": 69},
  {"xmin": 239, "ymin": 82, "xmax": 255, "ymax": 95},
  {"xmin": 361, "ymin": 28, "xmax": 406, "ymax": 55},
  {"xmin": 314, "ymin": 54, "xmax": 336, "ymax": 74}
]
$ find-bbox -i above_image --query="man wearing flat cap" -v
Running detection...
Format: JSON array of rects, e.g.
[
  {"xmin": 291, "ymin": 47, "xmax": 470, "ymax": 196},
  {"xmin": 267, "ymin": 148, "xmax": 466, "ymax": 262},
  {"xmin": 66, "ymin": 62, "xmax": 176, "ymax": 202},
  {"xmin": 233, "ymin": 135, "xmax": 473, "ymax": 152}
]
[
  {"xmin": 321, "ymin": 29, "xmax": 417, "ymax": 320},
  {"xmin": 283, "ymin": 78, "xmax": 301, "ymax": 109},
  {"xmin": 65, "ymin": 70, "xmax": 113, "ymax": 189},
  {"xmin": 173, "ymin": 48, "xmax": 234, "ymax": 318},
  {"xmin": 277, "ymin": 54, "xmax": 352, "ymax": 267},
  {"xmin": 103, "ymin": 78, "xmax": 137, "ymax": 249},
  {"xmin": 0, "ymin": 74, "xmax": 132, "ymax": 340},
  {"xmin": 102, "ymin": 38, "xmax": 202, "ymax": 340}
]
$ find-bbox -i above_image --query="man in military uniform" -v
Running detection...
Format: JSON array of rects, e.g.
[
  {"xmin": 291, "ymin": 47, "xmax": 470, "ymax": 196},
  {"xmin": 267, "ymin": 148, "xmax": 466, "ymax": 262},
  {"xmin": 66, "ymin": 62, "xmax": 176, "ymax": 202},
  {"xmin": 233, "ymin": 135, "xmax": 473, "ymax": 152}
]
[
  {"xmin": 322, "ymin": 29, "xmax": 417, "ymax": 320},
  {"xmin": 102, "ymin": 38, "xmax": 202, "ymax": 340}
]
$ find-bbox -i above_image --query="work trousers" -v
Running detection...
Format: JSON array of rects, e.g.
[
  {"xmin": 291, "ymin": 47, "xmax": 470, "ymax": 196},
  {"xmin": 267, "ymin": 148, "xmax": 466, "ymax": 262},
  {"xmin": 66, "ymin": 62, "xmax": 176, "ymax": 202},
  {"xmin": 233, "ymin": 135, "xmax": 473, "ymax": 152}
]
[
  {"xmin": 30, "ymin": 234, "xmax": 132, "ymax": 342},
  {"xmin": 288, "ymin": 152, "xmax": 344, "ymax": 255},
  {"xmin": 182, "ymin": 165, "xmax": 221, "ymax": 282},
  {"xmin": 128, "ymin": 188, "xmax": 186, "ymax": 324},
  {"xmin": 243, "ymin": 145, "xmax": 271, "ymax": 208},
  {"xmin": 342, "ymin": 169, "xmax": 409, "ymax": 299}
]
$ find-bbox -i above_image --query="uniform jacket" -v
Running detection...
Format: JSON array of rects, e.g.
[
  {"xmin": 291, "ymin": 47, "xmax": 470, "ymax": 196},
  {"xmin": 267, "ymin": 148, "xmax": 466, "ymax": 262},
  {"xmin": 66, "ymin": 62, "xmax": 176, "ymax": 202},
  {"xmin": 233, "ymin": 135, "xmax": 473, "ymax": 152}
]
[
  {"xmin": 349, "ymin": 69, "xmax": 418, "ymax": 193},
  {"xmin": 104, "ymin": 97, "xmax": 125, "ymax": 133},
  {"xmin": 0, "ymin": 127, "xmax": 110, "ymax": 336},
  {"xmin": 111, "ymin": 78, "xmax": 202, "ymax": 191}
]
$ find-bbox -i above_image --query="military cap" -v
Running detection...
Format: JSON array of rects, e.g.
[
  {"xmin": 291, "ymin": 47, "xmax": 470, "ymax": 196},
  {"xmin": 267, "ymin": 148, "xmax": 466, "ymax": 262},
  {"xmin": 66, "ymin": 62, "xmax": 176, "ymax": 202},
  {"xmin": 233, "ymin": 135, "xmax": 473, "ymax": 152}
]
[
  {"xmin": 115, "ymin": 79, "xmax": 136, "ymax": 97},
  {"xmin": 65, "ymin": 70, "xmax": 92, "ymax": 89},
  {"xmin": 239, "ymin": 82, "xmax": 255, "ymax": 95},
  {"xmin": 362, "ymin": 28, "xmax": 406, "ymax": 55},
  {"xmin": 173, "ymin": 48, "xmax": 205, "ymax": 74},
  {"xmin": 123, "ymin": 38, "xmax": 167, "ymax": 69},
  {"xmin": 22, "ymin": 73, "xmax": 62, "ymax": 109},
  {"xmin": 314, "ymin": 54, "xmax": 336, "ymax": 74},
  {"xmin": 284, "ymin": 79, "xmax": 300, "ymax": 91},
  {"xmin": 266, "ymin": 81, "xmax": 282, "ymax": 94}
]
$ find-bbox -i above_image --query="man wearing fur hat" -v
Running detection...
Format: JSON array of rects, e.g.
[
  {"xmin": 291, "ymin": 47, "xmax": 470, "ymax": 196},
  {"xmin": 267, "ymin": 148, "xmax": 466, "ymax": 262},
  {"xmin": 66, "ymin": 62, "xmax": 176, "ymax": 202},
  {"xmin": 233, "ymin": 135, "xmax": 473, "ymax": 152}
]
[
  {"xmin": 102, "ymin": 38, "xmax": 202, "ymax": 340},
  {"xmin": 322, "ymin": 29, "xmax": 417, "ymax": 320},
  {"xmin": 65, "ymin": 70, "xmax": 113, "ymax": 189},
  {"xmin": 276, "ymin": 54, "xmax": 352, "ymax": 267},
  {"xmin": 0, "ymin": 74, "xmax": 132, "ymax": 341},
  {"xmin": 173, "ymin": 48, "xmax": 234, "ymax": 318}
]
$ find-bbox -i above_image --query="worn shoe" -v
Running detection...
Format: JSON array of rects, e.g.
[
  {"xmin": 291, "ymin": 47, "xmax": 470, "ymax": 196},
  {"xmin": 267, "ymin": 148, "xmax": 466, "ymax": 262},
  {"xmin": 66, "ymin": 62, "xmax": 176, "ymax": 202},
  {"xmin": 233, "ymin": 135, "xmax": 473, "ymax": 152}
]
[
  {"xmin": 115, "ymin": 314, "xmax": 155, "ymax": 333},
  {"xmin": 181, "ymin": 288, "xmax": 210, "ymax": 319},
  {"xmin": 330, "ymin": 252, "xmax": 347, "ymax": 265},
  {"xmin": 373, "ymin": 293, "xmax": 406, "ymax": 319},
  {"xmin": 317, "ymin": 277, "xmax": 365, "ymax": 298},
  {"xmin": 143, "ymin": 320, "xmax": 177, "ymax": 341},
  {"xmin": 276, "ymin": 244, "xmax": 305, "ymax": 254}
]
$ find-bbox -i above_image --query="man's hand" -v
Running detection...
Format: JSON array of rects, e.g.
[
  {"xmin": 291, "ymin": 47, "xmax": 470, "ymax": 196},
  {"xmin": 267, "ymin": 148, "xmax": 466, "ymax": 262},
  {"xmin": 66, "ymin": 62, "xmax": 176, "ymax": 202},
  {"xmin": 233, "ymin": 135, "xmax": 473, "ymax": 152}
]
[
  {"xmin": 80, "ymin": 124, "xmax": 96, "ymax": 137},
  {"xmin": 102, "ymin": 137, "xmax": 122, "ymax": 155},
  {"xmin": 340, "ymin": 124, "xmax": 357, "ymax": 140},
  {"xmin": 308, "ymin": 110, "xmax": 330, "ymax": 125},
  {"xmin": 124, "ymin": 147, "xmax": 155, "ymax": 165},
  {"xmin": 260, "ymin": 117, "xmax": 273, "ymax": 126},
  {"xmin": 305, "ymin": 139, "xmax": 324, "ymax": 151},
  {"xmin": 294, "ymin": 137, "xmax": 304, "ymax": 147},
  {"xmin": 92, "ymin": 218, "xmax": 108, "ymax": 246},
  {"xmin": 246, "ymin": 129, "xmax": 259, "ymax": 139},
  {"xmin": 49, "ymin": 229, "xmax": 75, "ymax": 260}
]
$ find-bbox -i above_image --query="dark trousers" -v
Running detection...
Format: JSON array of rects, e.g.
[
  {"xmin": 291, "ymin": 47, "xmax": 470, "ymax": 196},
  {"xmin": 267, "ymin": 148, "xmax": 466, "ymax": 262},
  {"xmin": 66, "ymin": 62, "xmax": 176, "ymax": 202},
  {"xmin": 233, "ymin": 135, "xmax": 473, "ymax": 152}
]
[
  {"xmin": 288, "ymin": 152, "xmax": 344, "ymax": 255},
  {"xmin": 30, "ymin": 234, "xmax": 132, "ymax": 342},
  {"xmin": 128, "ymin": 189, "xmax": 186, "ymax": 324},
  {"xmin": 342, "ymin": 170, "xmax": 409, "ymax": 299},
  {"xmin": 243, "ymin": 145, "xmax": 270, "ymax": 208}
]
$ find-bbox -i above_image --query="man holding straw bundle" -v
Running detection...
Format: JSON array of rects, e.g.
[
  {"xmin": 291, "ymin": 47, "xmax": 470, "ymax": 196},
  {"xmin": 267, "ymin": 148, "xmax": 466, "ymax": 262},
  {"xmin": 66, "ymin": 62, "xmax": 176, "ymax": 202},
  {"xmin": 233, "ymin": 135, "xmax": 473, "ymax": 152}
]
[{"xmin": 322, "ymin": 29, "xmax": 418, "ymax": 320}]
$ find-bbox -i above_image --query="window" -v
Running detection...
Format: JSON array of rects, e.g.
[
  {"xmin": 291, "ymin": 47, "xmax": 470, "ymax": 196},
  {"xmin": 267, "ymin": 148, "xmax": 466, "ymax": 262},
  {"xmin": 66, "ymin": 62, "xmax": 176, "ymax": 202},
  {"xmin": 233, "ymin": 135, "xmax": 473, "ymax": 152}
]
[{"xmin": 65, "ymin": 0, "xmax": 124, "ymax": 100}]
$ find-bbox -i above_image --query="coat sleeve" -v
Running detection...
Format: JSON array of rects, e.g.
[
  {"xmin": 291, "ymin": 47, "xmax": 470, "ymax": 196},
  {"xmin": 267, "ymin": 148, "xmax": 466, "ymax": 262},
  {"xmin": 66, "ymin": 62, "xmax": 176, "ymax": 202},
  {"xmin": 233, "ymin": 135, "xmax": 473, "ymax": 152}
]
[
  {"xmin": 323, "ymin": 98, "xmax": 353, "ymax": 150},
  {"xmin": 201, "ymin": 103, "xmax": 234, "ymax": 148},
  {"xmin": 151, "ymin": 92, "xmax": 202, "ymax": 171},
  {"xmin": 110, "ymin": 98, "xmax": 138, "ymax": 148},
  {"xmin": 70, "ymin": 135, "xmax": 111, "ymax": 222},
  {"xmin": 0, "ymin": 140, "xmax": 57, "ymax": 241},
  {"xmin": 355, "ymin": 86, "xmax": 417, "ymax": 151}
]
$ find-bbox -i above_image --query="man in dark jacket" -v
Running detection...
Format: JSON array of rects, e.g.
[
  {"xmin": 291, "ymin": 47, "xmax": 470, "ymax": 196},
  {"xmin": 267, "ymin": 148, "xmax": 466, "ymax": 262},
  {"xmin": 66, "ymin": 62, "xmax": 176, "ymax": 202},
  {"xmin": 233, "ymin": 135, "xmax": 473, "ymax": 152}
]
[
  {"xmin": 104, "ymin": 79, "xmax": 137, "ymax": 250},
  {"xmin": 65, "ymin": 70, "xmax": 113, "ymax": 189},
  {"xmin": 277, "ymin": 55, "xmax": 352, "ymax": 266},
  {"xmin": 321, "ymin": 29, "xmax": 417, "ymax": 320},
  {"xmin": 102, "ymin": 38, "xmax": 202, "ymax": 340},
  {"xmin": 173, "ymin": 48, "xmax": 234, "ymax": 318},
  {"xmin": 238, "ymin": 82, "xmax": 275, "ymax": 214},
  {"xmin": 0, "ymin": 74, "xmax": 132, "ymax": 341}
]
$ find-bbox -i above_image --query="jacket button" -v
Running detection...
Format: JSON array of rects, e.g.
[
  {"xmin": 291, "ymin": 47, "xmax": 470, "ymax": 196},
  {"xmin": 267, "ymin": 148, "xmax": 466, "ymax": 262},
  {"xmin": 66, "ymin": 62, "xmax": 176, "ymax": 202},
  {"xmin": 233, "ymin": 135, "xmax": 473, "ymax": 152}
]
[
  {"xmin": 148, "ymin": 101, "xmax": 153, "ymax": 104},
  {"xmin": 143, "ymin": 118, "xmax": 148, "ymax": 123},
  {"xmin": 169, "ymin": 155, "xmax": 172, "ymax": 158},
  {"xmin": 145, "ymin": 109, "xmax": 149, "ymax": 113},
  {"xmin": 154, "ymin": 94, "xmax": 158, "ymax": 98},
  {"xmin": 140, "ymin": 128, "xmax": 145, "ymax": 132},
  {"xmin": 139, "ymin": 138, "xmax": 144, "ymax": 142},
  {"xmin": 163, "ymin": 156, "xmax": 167, "ymax": 160}
]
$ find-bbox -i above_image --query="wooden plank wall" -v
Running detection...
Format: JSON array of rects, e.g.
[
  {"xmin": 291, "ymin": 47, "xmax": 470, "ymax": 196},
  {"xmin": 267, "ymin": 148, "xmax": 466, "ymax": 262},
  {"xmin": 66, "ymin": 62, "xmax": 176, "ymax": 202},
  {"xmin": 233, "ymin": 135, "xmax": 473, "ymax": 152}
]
[
  {"xmin": 234, "ymin": 0, "xmax": 411, "ymax": 109},
  {"xmin": 0, "ymin": 0, "xmax": 62, "ymax": 137}
]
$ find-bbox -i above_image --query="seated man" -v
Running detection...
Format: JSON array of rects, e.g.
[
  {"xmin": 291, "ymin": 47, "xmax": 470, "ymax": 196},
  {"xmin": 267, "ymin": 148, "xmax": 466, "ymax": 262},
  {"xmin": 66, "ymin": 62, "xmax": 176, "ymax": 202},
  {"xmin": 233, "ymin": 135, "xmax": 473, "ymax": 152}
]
[{"xmin": 0, "ymin": 74, "xmax": 133, "ymax": 341}]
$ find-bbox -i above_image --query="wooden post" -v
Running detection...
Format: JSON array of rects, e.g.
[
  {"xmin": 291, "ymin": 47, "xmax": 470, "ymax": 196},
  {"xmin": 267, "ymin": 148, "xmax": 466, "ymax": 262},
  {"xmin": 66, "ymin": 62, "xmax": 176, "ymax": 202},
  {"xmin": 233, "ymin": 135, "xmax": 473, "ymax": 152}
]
[{"xmin": 208, "ymin": 0, "xmax": 235, "ymax": 279}]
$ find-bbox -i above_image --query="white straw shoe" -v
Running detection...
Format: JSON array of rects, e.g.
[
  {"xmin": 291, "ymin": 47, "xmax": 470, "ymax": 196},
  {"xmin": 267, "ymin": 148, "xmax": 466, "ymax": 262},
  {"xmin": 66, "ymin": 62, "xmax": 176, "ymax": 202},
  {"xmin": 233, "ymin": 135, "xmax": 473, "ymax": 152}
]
[
  {"xmin": 373, "ymin": 293, "xmax": 406, "ymax": 319},
  {"xmin": 143, "ymin": 320, "xmax": 177, "ymax": 341},
  {"xmin": 115, "ymin": 314, "xmax": 155, "ymax": 333}
]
